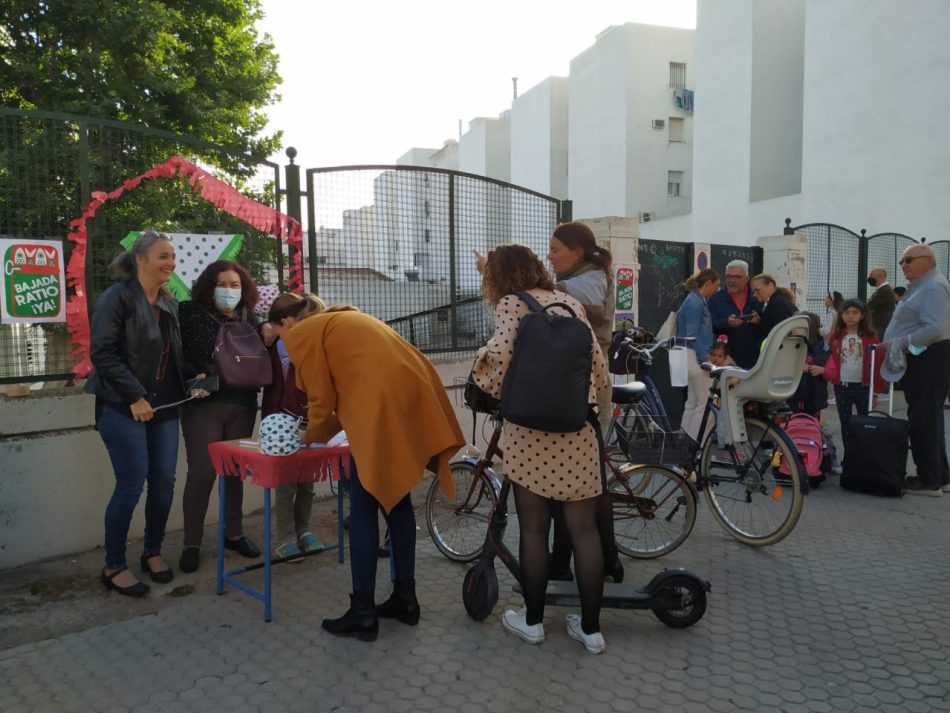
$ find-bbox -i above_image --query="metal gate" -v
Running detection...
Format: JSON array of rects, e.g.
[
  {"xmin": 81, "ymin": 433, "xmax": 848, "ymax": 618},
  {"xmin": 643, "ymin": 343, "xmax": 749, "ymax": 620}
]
[
  {"xmin": 790, "ymin": 223, "xmax": 864, "ymax": 315},
  {"xmin": 789, "ymin": 220, "xmax": 949, "ymax": 314},
  {"xmin": 300, "ymin": 165, "xmax": 565, "ymax": 354}
]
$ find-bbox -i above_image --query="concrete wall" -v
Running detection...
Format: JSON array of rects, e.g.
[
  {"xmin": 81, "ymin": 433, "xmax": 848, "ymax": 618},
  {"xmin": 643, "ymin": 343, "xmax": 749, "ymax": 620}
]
[
  {"xmin": 0, "ymin": 356, "xmax": 485, "ymax": 569},
  {"xmin": 749, "ymin": 0, "xmax": 805, "ymax": 202},
  {"xmin": 510, "ymin": 77, "xmax": 569, "ymax": 199}
]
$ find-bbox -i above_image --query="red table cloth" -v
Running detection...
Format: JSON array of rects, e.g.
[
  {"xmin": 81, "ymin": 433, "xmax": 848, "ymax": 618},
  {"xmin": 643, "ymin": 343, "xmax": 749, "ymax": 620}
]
[{"xmin": 208, "ymin": 440, "xmax": 351, "ymax": 489}]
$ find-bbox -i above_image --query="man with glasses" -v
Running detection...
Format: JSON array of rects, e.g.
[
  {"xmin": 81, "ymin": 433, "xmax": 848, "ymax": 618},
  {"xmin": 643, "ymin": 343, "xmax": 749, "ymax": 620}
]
[
  {"xmin": 881, "ymin": 245, "xmax": 950, "ymax": 496},
  {"xmin": 708, "ymin": 259, "xmax": 763, "ymax": 368}
]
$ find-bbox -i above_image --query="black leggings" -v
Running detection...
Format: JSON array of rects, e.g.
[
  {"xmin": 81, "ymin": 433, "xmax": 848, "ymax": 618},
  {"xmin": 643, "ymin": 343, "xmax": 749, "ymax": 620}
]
[{"xmin": 513, "ymin": 483, "xmax": 603, "ymax": 634}]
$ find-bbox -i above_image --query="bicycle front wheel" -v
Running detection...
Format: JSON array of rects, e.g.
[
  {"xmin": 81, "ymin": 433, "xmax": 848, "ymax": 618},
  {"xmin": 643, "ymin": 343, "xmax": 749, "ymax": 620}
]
[
  {"xmin": 426, "ymin": 462, "xmax": 497, "ymax": 563},
  {"xmin": 699, "ymin": 416, "xmax": 805, "ymax": 546},
  {"xmin": 608, "ymin": 464, "xmax": 697, "ymax": 559}
]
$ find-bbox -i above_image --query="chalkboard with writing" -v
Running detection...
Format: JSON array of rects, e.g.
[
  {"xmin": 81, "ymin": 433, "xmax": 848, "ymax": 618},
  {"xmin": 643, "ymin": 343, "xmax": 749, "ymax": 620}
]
[
  {"xmin": 711, "ymin": 244, "xmax": 763, "ymax": 279},
  {"xmin": 636, "ymin": 239, "xmax": 691, "ymax": 334}
]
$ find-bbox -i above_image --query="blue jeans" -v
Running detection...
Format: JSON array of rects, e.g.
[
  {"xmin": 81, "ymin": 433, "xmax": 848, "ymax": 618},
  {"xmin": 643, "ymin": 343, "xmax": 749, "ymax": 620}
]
[
  {"xmin": 834, "ymin": 382, "xmax": 870, "ymax": 444},
  {"xmin": 347, "ymin": 457, "xmax": 415, "ymax": 593},
  {"xmin": 99, "ymin": 406, "xmax": 180, "ymax": 570}
]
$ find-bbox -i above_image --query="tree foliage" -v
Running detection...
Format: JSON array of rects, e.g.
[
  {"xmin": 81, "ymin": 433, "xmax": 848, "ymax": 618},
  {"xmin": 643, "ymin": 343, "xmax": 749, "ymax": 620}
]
[
  {"xmin": 0, "ymin": 0, "xmax": 282, "ymax": 161},
  {"xmin": 0, "ymin": 1, "xmax": 289, "ymax": 295}
]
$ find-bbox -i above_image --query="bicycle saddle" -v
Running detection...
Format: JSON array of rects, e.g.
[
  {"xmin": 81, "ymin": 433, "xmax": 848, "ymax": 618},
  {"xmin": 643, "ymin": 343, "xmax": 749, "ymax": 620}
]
[{"xmin": 611, "ymin": 381, "xmax": 648, "ymax": 404}]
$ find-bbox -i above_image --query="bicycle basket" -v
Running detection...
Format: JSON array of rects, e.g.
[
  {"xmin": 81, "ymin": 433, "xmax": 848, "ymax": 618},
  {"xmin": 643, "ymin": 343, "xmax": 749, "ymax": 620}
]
[
  {"xmin": 625, "ymin": 423, "xmax": 697, "ymax": 466},
  {"xmin": 608, "ymin": 326, "xmax": 655, "ymax": 377},
  {"xmin": 455, "ymin": 374, "xmax": 500, "ymax": 414}
]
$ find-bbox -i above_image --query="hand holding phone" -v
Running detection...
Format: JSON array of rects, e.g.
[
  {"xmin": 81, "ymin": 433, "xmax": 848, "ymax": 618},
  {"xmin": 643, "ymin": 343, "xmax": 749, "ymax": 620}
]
[{"xmin": 186, "ymin": 374, "xmax": 219, "ymax": 396}]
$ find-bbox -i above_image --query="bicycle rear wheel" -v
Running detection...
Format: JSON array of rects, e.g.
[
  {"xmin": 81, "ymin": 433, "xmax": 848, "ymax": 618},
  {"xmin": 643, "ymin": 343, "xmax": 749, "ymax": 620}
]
[
  {"xmin": 426, "ymin": 462, "xmax": 497, "ymax": 562},
  {"xmin": 699, "ymin": 416, "xmax": 805, "ymax": 546},
  {"xmin": 608, "ymin": 464, "xmax": 697, "ymax": 559}
]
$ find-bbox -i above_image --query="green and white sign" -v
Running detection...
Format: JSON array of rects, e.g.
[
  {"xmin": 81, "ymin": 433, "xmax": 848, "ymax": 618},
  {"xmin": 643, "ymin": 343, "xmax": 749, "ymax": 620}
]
[
  {"xmin": 0, "ymin": 238, "xmax": 67, "ymax": 324},
  {"xmin": 121, "ymin": 231, "xmax": 244, "ymax": 301}
]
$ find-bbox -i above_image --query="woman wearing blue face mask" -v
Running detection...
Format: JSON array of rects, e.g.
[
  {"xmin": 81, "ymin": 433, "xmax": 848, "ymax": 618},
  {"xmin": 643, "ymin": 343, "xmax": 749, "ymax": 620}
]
[{"xmin": 178, "ymin": 260, "xmax": 266, "ymax": 573}]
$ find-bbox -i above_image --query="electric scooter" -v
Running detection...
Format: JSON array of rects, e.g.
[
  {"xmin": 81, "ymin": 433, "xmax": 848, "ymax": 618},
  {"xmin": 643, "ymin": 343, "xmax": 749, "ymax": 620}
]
[{"xmin": 462, "ymin": 475, "xmax": 711, "ymax": 629}]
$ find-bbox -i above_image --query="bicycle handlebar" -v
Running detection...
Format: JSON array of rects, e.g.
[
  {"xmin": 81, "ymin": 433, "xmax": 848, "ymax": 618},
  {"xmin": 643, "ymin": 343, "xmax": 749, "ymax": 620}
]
[{"xmin": 616, "ymin": 334, "xmax": 696, "ymax": 364}]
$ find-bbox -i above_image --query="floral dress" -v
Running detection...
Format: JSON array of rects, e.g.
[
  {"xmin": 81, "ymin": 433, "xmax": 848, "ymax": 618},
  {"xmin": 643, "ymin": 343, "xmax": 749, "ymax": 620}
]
[{"xmin": 472, "ymin": 290, "xmax": 611, "ymax": 501}]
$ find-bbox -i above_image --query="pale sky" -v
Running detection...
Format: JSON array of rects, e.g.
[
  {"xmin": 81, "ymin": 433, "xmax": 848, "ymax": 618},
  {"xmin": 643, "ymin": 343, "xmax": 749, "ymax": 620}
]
[{"xmin": 256, "ymin": 0, "xmax": 696, "ymax": 169}]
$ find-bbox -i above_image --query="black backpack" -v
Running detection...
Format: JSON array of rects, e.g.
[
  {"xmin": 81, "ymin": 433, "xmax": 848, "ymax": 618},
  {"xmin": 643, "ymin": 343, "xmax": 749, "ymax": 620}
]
[{"xmin": 500, "ymin": 291, "xmax": 593, "ymax": 433}]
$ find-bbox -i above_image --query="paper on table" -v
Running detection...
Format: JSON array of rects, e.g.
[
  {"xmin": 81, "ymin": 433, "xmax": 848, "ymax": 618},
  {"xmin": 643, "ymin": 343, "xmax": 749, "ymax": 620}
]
[{"xmin": 309, "ymin": 430, "xmax": 348, "ymax": 448}]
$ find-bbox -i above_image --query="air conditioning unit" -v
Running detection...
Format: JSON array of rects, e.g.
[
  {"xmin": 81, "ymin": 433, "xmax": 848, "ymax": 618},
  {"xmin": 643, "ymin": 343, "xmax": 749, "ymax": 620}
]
[
  {"xmin": 639, "ymin": 212, "xmax": 653, "ymax": 223},
  {"xmin": 651, "ymin": 119, "xmax": 665, "ymax": 129}
]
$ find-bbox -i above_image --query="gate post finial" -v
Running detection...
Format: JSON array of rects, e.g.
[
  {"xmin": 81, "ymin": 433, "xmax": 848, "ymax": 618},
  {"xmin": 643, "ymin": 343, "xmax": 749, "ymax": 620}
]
[
  {"xmin": 860, "ymin": 229, "xmax": 866, "ymax": 238},
  {"xmin": 783, "ymin": 218, "xmax": 793, "ymax": 235},
  {"xmin": 286, "ymin": 146, "xmax": 297, "ymax": 164}
]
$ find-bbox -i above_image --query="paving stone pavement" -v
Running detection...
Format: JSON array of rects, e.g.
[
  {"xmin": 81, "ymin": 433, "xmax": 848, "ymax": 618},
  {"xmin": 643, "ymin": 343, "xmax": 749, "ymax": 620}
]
[{"xmin": 2, "ymin": 399, "xmax": 949, "ymax": 713}]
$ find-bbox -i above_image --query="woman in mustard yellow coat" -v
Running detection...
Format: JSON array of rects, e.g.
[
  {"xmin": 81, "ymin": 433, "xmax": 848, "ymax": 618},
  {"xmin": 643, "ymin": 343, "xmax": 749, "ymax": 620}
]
[{"xmin": 279, "ymin": 302, "xmax": 465, "ymax": 641}]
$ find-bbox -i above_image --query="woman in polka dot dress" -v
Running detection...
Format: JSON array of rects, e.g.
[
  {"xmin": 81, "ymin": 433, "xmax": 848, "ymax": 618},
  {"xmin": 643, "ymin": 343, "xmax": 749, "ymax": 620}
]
[{"xmin": 471, "ymin": 244, "xmax": 612, "ymax": 654}]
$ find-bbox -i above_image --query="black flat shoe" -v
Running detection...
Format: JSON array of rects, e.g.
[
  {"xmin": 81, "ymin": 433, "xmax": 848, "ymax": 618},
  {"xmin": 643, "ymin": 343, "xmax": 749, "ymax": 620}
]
[
  {"xmin": 101, "ymin": 567, "xmax": 150, "ymax": 598},
  {"xmin": 225, "ymin": 536, "xmax": 261, "ymax": 558},
  {"xmin": 140, "ymin": 554, "xmax": 174, "ymax": 584},
  {"xmin": 179, "ymin": 547, "xmax": 200, "ymax": 573}
]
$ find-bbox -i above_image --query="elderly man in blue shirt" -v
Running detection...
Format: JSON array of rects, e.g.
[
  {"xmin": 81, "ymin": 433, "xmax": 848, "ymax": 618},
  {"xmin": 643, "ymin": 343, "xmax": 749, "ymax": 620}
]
[{"xmin": 880, "ymin": 244, "xmax": 950, "ymax": 496}]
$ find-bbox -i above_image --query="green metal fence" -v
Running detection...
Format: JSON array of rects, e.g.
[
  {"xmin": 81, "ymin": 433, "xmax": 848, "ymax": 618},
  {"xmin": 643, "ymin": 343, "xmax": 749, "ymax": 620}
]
[{"xmin": 0, "ymin": 107, "xmax": 286, "ymax": 384}]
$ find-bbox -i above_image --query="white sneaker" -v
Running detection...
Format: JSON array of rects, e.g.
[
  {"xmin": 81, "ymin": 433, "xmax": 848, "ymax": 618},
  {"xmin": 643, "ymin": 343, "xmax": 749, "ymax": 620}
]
[
  {"xmin": 502, "ymin": 608, "xmax": 545, "ymax": 644},
  {"xmin": 941, "ymin": 484, "xmax": 950, "ymax": 493},
  {"xmin": 566, "ymin": 614, "xmax": 606, "ymax": 654}
]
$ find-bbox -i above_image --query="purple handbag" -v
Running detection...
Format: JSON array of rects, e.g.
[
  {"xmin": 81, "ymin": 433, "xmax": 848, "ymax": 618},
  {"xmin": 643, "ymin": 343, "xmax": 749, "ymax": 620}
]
[{"xmin": 212, "ymin": 310, "xmax": 273, "ymax": 390}]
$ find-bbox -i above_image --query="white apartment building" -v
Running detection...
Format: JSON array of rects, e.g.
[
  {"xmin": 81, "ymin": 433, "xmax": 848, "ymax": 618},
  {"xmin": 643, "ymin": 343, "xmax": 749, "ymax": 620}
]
[
  {"xmin": 643, "ymin": 0, "xmax": 950, "ymax": 246},
  {"xmin": 509, "ymin": 76, "xmax": 569, "ymax": 199},
  {"xmin": 569, "ymin": 23, "xmax": 695, "ymax": 223},
  {"xmin": 396, "ymin": 140, "xmax": 459, "ymax": 171},
  {"xmin": 458, "ymin": 115, "xmax": 511, "ymax": 182}
]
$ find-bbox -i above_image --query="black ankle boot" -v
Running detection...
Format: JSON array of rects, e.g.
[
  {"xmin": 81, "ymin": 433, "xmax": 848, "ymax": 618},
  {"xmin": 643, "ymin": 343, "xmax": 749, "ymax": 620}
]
[
  {"xmin": 322, "ymin": 591, "xmax": 378, "ymax": 641},
  {"xmin": 376, "ymin": 578, "xmax": 420, "ymax": 626}
]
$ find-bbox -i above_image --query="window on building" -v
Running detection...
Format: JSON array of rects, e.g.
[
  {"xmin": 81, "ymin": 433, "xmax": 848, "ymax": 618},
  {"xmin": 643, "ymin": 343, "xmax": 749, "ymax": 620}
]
[
  {"xmin": 669, "ymin": 62, "xmax": 687, "ymax": 89},
  {"xmin": 424, "ymin": 200, "xmax": 430, "ymax": 217},
  {"xmin": 424, "ymin": 228, "xmax": 431, "ymax": 243},
  {"xmin": 668, "ymin": 171, "xmax": 684, "ymax": 197},
  {"xmin": 669, "ymin": 117, "xmax": 684, "ymax": 142}
]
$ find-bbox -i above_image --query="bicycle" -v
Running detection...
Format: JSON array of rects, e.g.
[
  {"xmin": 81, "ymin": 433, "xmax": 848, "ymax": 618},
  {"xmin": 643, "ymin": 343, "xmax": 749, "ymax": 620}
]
[
  {"xmin": 425, "ymin": 400, "xmax": 504, "ymax": 563},
  {"xmin": 608, "ymin": 316, "xmax": 810, "ymax": 548},
  {"xmin": 603, "ymin": 339, "xmax": 700, "ymax": 559}
]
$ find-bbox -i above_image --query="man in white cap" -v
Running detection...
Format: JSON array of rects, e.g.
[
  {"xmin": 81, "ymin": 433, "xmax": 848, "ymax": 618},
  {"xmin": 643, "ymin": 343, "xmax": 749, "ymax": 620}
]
[{"xmin": 881, "ymin": 245, "xmax": 950, "ymax": 496}]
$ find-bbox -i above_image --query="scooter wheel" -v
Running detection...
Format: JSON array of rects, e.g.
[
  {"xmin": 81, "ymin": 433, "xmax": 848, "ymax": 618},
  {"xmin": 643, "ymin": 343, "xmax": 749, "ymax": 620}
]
[
  {"xmin": 651, "ymin": 575, "xmax": 708, "ymax": 628},
  {"xmin": 462, "ymin": 562, "xmax": 499, "ymax": 621}
]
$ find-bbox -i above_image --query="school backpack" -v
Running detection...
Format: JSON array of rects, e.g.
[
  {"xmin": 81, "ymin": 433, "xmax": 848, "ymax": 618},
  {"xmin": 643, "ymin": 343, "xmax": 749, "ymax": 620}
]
[
  {"xmin": 500, "ymin": 291, "xmax": 593, "ymax": 433},
  {"xmin": 779, "ymin": 413, "xmax": 827, "ymax": 487}
]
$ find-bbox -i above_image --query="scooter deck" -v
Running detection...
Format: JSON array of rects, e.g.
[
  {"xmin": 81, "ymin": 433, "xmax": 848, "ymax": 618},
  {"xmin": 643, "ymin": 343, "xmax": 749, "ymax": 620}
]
[{"xmin": 543, "ymin": 580, "xmax": 655, "ymax": 610}]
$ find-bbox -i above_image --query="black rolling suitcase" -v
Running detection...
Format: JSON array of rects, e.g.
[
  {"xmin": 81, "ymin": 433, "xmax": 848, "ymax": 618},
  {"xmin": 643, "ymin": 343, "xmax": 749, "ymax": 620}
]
[{"xmin": 840, "ymin": 349, "xmax": 908, "ymax": 497}]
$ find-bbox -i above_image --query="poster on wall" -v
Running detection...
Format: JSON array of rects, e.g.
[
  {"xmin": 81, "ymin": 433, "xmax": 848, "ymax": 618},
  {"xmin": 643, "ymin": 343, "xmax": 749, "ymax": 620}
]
[
  {"xmin": 121, "ymin": 231, "xmax": 244, "ymax": 301},
  {"xmin": 614, "ymin": 264, "xmax": 638, "ymax": 325},
  {"xmin": 692, "ymin": 243, "xmax": 712, "ymax": 273},
  {"xmin": 0, "ymin": 238, "xmax": 67, "ymax": 324}
]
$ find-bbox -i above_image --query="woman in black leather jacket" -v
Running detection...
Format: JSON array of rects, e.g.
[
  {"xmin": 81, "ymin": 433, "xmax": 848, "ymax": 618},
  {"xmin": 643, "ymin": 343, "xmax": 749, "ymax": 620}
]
[{"xmin": 87, "ymin": 230, "xmax": 205, "ymax": 597}]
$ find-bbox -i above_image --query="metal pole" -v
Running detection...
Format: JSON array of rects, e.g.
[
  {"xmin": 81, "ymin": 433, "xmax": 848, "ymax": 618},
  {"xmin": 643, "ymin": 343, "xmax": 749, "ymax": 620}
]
[
  {"xmin": 559, "ymin": 199, "xmax": 573, "ymax": 223},
  {"xmin": 305, "ymin": 170, "xmax": 318, "ymax": 293},
  {"xmin": 284, "ymin": 148, "xmax": 302, "ymax": 290},
  {"xmin": 448, "ymin": 174, "xmax": 458, "ymax": 349}
]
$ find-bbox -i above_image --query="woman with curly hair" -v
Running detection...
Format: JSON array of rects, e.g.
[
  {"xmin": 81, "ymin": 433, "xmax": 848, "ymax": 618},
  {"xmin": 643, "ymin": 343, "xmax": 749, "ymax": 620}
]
[
  {"xmin": 178, "ymin": 260, "xmax": 265, "ymax": 573},
  {"xmin": 471, "ymin": 244, "xmax": 612, "ymax": 654}
]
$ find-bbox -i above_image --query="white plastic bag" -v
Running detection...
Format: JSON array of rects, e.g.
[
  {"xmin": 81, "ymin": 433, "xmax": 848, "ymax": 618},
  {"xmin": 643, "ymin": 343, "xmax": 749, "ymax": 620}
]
[{"xmin": 668, "ymin": 346, "xmax": 688, "ymax": 387}]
